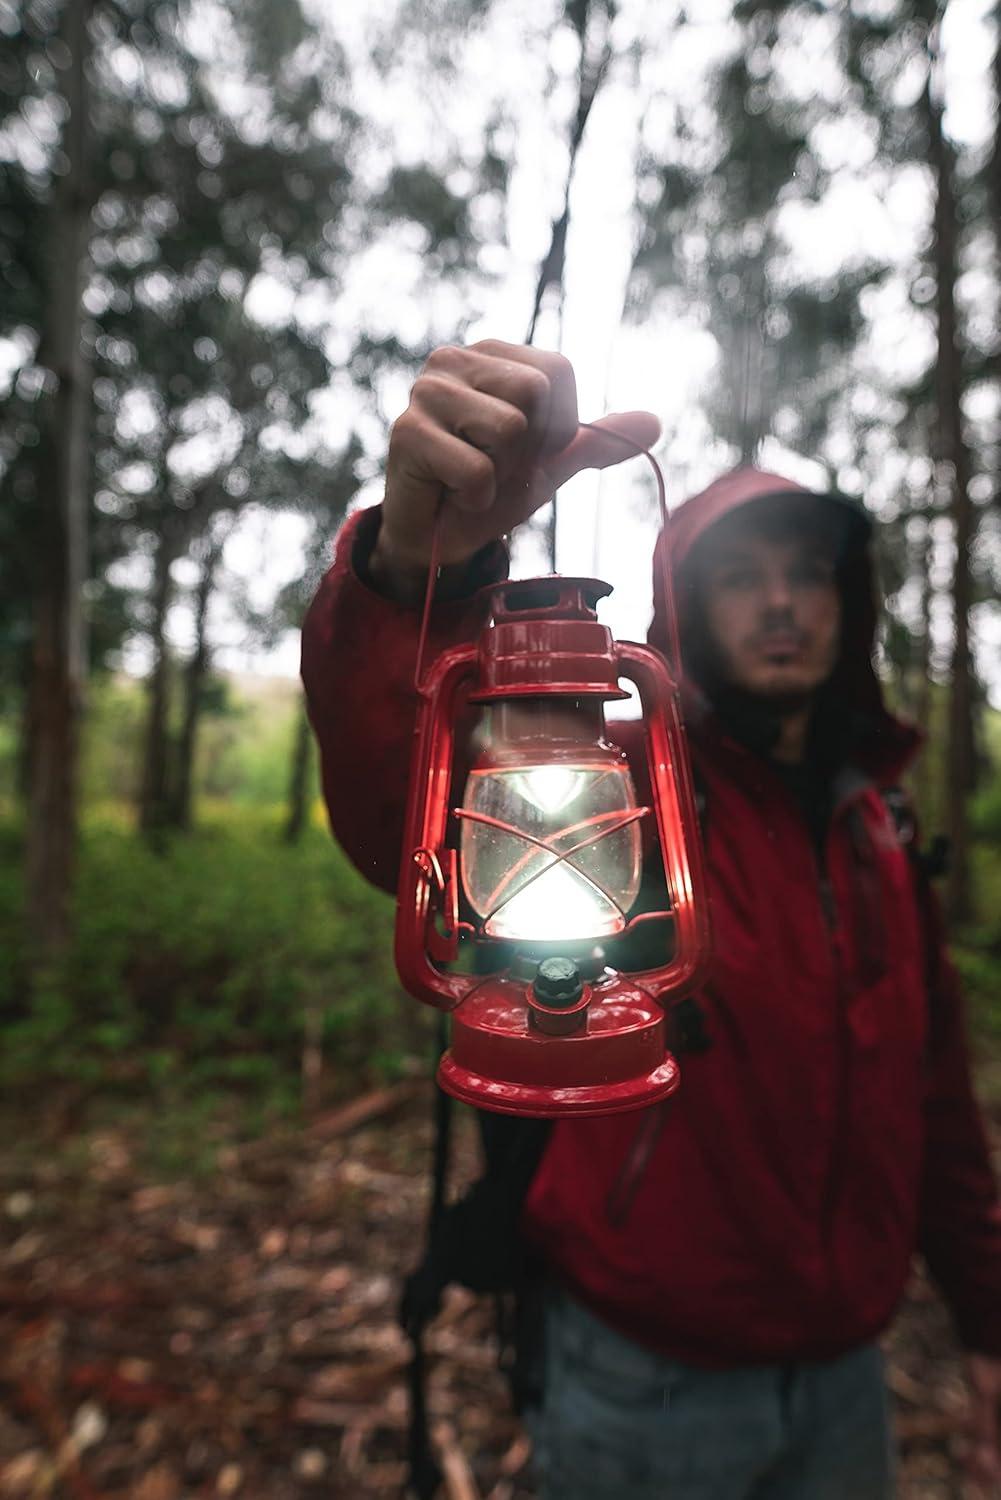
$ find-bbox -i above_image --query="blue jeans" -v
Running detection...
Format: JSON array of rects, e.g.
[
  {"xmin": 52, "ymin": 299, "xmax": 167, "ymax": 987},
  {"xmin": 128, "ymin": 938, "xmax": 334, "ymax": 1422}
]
[{"xmin": 529, "ymin": 1292, "xmax": 895, "ymax": 1499}]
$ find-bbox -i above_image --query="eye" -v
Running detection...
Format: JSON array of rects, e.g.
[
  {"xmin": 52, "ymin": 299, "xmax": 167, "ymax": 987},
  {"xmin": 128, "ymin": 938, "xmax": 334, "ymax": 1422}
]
[
  {"xmin": 792, "ymin": 558, "xmax": 836, "ymax": 587},
  {"xmin": 717, "ymin": 567, "xmax": 758, "ymax": 590}
]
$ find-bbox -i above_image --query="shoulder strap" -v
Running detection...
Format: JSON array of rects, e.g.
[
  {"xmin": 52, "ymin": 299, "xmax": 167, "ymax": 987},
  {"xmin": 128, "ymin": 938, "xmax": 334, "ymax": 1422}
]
[
  {"xmin": 401, "ymin": 1018, "xmax": 451, "ymax": 1500},
  {"xmin": 880, "ymin": 786, "xmax": 950, "ymax": 881},
  {"xmin": 401, "ymin": 1025, "xmax": 552, "ymax": 1497},
  {"xmin": 879, "ymin": 785, "xmax": 952, "ymax": 1055}
]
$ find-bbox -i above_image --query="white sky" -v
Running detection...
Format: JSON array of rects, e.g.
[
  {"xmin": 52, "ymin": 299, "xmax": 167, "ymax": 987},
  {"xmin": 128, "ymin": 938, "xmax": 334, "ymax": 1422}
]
[{"xmin": 2, "ymin": 0, "xmax": 996, "ymax": 699}]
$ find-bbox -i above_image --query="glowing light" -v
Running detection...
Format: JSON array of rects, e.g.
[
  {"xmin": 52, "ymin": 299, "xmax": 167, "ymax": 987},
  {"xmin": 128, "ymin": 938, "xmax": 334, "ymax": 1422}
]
[
  {"xmin": 510, "ymin": 766, "xmax": 584, "ymax": 814},
  {"xmin": 485, "ymin": 861, "xmax": 626, "ymax": 942},
  {"xmin": 461, "ymin": 761, "xmax": 642, "ymax": 943}
]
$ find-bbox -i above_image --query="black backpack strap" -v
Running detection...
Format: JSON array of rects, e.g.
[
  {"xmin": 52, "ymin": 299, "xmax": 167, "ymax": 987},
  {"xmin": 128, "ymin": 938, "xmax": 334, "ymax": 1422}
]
[
  {"xmin": 879, "ymin": 785, "xmax": 951, "ymax": 1056},
  {"xmin": 880, "ymin": 786, "xmax": 950, "ymax": 882},
  {"xmin": 400, "ymin": 1019, "xmax": 452, "ymax": 1500},
  {"xmin": 405, "ymin": 1328, "xmax": 440, "ymax": 1500},
  {"xmin": 400, "ymin": 1018, "xmax": 554, "ymax": 1495}
]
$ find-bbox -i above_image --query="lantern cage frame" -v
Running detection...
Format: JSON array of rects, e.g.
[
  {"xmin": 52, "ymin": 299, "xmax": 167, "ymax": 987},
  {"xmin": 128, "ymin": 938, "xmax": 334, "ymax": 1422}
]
[{"xmin": 394, "ymin": 568, "xmax": 712, "ymax": 1119}]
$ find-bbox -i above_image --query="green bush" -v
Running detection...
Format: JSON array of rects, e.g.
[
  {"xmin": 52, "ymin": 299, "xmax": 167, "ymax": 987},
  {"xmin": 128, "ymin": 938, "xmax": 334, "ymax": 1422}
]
[{"xmin": 0, "ymin": 805, "xmax": 427, "ymax": 1097}]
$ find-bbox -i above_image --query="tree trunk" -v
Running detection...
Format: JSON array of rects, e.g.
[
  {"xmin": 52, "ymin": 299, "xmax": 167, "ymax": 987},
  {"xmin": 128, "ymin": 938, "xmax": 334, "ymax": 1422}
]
[
  {"xmin": 912, "ymin": 520, "xmax": 935, "ymax": 825},
  {"xmin": 168, "ymin": 531, "xmax": 224, "ymax": 831},
  {"xmin": 924, "ymin": 30, "xmax": 978, "ymax": 923},
  {"xmin": 25, "ymin": 0, "xmax": 93, "ymax": 960},
  {"xmin": 284, "ymin": 700, "xmax": 313, "ymax": 844},
  {"xmin": 992, "ymin": 3, "xmax": 1001, "ymax": 236},
  {"xmin": 525, "ymin": 0, "xmax": 614, "ymax": 572},
  {"xmin": 138, "ymin": 527, "xmax": 178, "ymax": 844}
]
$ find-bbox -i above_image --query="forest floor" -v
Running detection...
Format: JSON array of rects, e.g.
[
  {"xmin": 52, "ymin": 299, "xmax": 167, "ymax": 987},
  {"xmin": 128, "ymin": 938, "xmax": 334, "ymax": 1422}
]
[{"xmin": 0, "ymin": 1079, "xmax": 990, "ymax": 1500}]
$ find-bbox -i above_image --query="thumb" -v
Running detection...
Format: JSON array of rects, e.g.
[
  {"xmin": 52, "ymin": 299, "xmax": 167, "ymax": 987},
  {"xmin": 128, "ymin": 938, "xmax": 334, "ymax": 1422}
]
[{"xmin": 545, "ymin": 410, "xmax": 662, "ymax": 489}]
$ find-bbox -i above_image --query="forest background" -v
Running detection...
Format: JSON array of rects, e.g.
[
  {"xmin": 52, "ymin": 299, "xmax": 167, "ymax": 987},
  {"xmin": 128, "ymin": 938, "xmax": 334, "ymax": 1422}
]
[
  {"xmin": 2, "ymin": 0, "xmax": 1001, "ymax": 1130},
  {"xmin": 3, "ymin": 1, "xmax": 1001, "ymax": 1494}
]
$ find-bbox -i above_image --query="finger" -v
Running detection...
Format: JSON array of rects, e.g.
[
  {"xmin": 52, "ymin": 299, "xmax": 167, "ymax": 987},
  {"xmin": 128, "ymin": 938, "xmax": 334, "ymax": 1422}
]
[
  {"xmin": 467, "ymin": 340, "xmax": 580, "ymax": 456},
  {"xmin": 544, "ymin": 410, "xmax": 662, "ymax": 490},
  {"xmin": 411, "ymin": 375, "xmax": 530, "ymax": 482},
  {"xmin": 388, "ymin": 412, "xmax": 496, "ymax": 520},
  {"xmin": 423, "ymin": 343, "xmax": 555, "ymax": 451}
]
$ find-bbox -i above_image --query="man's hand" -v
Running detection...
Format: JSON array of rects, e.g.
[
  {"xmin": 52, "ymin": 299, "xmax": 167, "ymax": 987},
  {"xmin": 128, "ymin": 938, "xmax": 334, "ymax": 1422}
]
[
  {"xmin": 370, "ymin": 339, "xmax": 661, "ymax": 597},
  {"xmin": 964, "ymin": 1353, "xmax": 1001, "ymax": 1494}
]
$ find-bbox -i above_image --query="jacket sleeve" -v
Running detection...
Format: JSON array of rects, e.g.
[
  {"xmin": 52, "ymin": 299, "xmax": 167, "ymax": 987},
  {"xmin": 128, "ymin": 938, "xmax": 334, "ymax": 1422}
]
[
  {"xmin": 916, "ymin": 878, "xmax": 1001, "ymax": 1356},
  {"xmin": 300, "ymin": 504, "xmax": 508, "ymax": 894}
]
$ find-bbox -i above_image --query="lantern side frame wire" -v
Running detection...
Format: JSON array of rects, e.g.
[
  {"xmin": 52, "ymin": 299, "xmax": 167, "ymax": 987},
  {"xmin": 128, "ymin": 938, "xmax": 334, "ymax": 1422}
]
[
  {"xmin": 398, "ymin": 424, "xmax": 712, "ymax": 1015},
  {"xmin": 398, "ymin": 642, "xmax": 711, "ymax": 1006},
  {"xmin": 453, "ymin": 803, "xmax": 648, "ymax": 924}
]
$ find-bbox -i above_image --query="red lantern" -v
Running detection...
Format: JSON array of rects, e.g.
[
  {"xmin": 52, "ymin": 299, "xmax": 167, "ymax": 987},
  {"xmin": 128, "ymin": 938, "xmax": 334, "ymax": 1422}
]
[{"xmin": 395, "ymin": 492, "xmax": 711, "ymax": 1116}]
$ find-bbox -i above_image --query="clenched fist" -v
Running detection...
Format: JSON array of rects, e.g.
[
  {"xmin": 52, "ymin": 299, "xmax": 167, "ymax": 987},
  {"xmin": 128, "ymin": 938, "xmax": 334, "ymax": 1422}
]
[{"xmin": 368, "ymin": 340, "xmax": 661, "ymax": 601}]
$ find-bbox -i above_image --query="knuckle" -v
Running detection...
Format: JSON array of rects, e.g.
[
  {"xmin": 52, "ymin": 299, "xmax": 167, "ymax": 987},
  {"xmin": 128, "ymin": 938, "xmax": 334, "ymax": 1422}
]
[
  {"xmin": 388, "ymin": 408, "xmax": 430, "ymax": 457},
  {"xmin": 412, "ymin": 371, "xmax": 451, "ymax": 404},
  {"xmin": 517, "ymin": 365, "xmax": 550, "ymax": 406},
  {"xmin": 497, "ymin": 405, "xmax": 529, "ymax": 442},
  {"xmin": 390, "ymin": 408, "xmax": 420, "ymax": 443},
  {"xmin": 468, "ymin": 450, "xmax": 494, "ymax": 484},
  {"xmin": 423, "ymin": 343, "xmax": 464, "ymax": 373},
  {"xmin": 460, "ymin": 451, "xmax": 494, "ymax": 493}
]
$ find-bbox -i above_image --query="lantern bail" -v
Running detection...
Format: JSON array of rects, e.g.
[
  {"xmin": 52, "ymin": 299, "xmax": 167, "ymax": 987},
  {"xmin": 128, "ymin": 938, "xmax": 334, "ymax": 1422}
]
[{"xmin": 469, "ymin": 576, "xmax": 631, "ymax": 703}]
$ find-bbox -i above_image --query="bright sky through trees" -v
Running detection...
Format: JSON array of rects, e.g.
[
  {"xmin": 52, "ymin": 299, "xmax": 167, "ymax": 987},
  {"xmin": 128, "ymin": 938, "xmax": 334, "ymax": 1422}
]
[{"xmin": 9, "ymin": 0, "xmax": 990, "ymax": 698}]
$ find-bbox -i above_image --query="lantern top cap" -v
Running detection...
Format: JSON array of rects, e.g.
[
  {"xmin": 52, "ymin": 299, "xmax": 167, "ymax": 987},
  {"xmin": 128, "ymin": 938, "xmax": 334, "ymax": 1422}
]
[
  {"xmin": 468, "ymin": 573, "xmax": 626, "ymax": 703},
  {"xmin": 482, "ymin": 576, "xmax": 613, "ymax": 625}
]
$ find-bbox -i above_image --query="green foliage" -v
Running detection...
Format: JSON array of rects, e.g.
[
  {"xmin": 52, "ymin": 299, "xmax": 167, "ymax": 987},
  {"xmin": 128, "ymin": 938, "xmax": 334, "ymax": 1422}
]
[
  {"xmin": 79, "ymin": 674, "xmax": 147, "ymax": 807},
  {"xmin": 71, "ymin": 669, "xmax": 315, "ymax": 812},
  {"xmin": 972, "ymin": 780, "xmax": 1001, "ymax": 847},
  {"xmin": 971, "ymin": 717, "xmax": 1001, "ymax": 844},
  {"xmin": 0, "ymin": 805, "xmax": 422, "ymax": 1098}
]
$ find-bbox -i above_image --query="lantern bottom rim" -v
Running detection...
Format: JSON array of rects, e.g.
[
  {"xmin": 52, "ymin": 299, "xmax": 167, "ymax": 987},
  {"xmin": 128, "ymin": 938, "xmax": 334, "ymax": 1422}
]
[{"xmin": 436, "ymin": 1052, "xmax": 680, "ymax": 1119}]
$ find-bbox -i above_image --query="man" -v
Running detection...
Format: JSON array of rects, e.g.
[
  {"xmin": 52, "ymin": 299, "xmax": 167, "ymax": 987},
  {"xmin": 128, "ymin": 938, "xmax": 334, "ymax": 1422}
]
[{"xmin": 302, "ymin": 340, "xmax": 1001, "ymax": 1497}]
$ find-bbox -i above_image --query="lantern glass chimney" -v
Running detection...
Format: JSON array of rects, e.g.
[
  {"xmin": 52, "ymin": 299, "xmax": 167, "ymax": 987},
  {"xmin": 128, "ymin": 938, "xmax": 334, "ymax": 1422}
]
[{"xmin": 459, "ymin": 700, "xmax": 642, "ymax": 943}]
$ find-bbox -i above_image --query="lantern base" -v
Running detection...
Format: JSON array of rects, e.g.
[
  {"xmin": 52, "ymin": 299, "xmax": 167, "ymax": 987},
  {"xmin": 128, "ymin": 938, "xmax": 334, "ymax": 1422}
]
[
  {"xmin": 437, "ymin": 1052, "xmax": 679, "ymax": 1118},
  {"xmin": 436, "ymin": 971, "xmax": 682, "ymax": 1119}
]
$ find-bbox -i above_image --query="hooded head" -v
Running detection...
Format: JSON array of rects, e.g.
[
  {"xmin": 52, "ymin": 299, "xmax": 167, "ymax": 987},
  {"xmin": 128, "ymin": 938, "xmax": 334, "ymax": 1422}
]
[{"xmin": 650, "ymin": 465, "xmax": 918, "ymax": 781}]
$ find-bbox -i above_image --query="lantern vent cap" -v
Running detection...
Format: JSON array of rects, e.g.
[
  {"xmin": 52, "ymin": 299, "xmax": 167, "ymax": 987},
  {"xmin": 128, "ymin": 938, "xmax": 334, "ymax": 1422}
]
[{"xmin": 482, "ymin": 576, "xmax": 612, "ymax": 624}]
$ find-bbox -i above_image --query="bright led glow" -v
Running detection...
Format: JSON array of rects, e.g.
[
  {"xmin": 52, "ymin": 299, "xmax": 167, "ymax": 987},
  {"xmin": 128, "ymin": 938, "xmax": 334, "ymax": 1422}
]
[
  {"xmin": 461, "ymin": 760, "xmax": 643, "ymax": 942},
  {"xmin": 510, "ymin": 766, "xmax": 584, "ymax": 814},
  {"xmin": 485, "ymin": 860, "xmax": 625, "ymax": 942}
]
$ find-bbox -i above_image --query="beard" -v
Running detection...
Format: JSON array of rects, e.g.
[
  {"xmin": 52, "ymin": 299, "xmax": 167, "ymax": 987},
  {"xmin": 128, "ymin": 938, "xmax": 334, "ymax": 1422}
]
[
  {"xmin": 744, "ymin": 683, "xmax": 816, "ymax": 717},
  {"xmin": 682, "ymin": 631, "xmax": 836, "ymax": 759}
]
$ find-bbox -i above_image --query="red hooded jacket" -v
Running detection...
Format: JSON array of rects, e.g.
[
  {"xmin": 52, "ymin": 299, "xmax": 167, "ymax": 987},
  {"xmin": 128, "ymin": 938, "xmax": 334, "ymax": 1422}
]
[{"xmin": 302, "ymin": 467, "xmax": 1001, "ymax": 1364}]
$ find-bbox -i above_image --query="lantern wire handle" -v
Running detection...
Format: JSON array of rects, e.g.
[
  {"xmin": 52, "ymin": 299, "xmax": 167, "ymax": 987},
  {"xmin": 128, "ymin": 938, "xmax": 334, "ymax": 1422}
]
[
  {"xmin": 414, "ymin": 495, "xmax": 446, "ymax": 694},
  {"xmin": 413, "ymin": 424, "xmax": 681, "ymax": 693},
  {"xmin": 577, "ymin": 422, "xmax": 682, "ymax": 679}
]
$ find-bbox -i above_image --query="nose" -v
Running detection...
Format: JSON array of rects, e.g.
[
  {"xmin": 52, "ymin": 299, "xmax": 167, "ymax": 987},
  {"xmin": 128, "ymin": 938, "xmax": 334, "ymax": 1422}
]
[{"xmin": 762, "ymin": 566, "xmax": 794, "ymax": 614}]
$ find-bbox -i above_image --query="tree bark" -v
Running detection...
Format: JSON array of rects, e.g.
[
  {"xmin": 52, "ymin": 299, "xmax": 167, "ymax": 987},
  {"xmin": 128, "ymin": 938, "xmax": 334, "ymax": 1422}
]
[
  {"xmin": 284, "ymin": 699, "xmax": 313, "ymax": 844},
  {"xmin": 924, "ymin": 29, "xmax": 978, "ymax": 923},
  {"xmin": 168, "ymin": 531, "xmax": 224, "ymax": 831},
  {"xmin": 25, "ymin": 0, "xmax": 93, "ymax": 960},
  {"xmin": 912, "ymin": 520, "xmax": 936, "ymax": 824},
  {"xmin": 992, "ymin": 3, "xmax": 1001, "ymax": 239},
  {"xmin": 138, "ymin": 526, "xmax": 179, "ymax": 844},
  {"xmin": 525, "ymin": 0, "xmax": 614, "ymax": 571}
]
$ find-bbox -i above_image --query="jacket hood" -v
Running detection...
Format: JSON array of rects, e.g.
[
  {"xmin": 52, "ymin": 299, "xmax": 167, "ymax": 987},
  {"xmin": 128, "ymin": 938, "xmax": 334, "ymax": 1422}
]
[{"xmin": 649, "ymin": 465, "xmax": 920, "ymax": 784}]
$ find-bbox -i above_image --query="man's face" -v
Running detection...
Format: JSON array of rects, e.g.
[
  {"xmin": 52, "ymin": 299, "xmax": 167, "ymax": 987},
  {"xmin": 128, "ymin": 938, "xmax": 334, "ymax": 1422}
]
[{"xmin": 698, "ymin": 525, "xmax": 842, "ymax": 703}]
